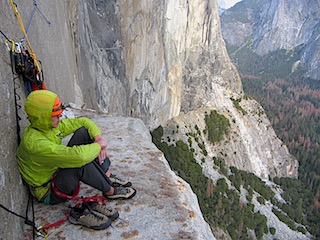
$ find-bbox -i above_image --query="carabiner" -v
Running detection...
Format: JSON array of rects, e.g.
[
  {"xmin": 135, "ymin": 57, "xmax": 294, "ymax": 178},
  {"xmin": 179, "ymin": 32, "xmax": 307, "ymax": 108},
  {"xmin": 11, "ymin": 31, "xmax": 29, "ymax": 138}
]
[
  {"xmin": 35, "ymin": 225, "xmax": 49, "ymax": 238},
  {"xmin": 4, "ymin": 39, "xmax": 15, "ymax": 52}
]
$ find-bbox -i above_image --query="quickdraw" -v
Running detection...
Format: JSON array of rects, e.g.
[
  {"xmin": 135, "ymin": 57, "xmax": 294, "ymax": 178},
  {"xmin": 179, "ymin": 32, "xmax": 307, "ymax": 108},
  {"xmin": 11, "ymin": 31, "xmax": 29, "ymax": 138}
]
[{"xmin": 34, "ymin": 212, "xmax": 70, "ymax": 238}]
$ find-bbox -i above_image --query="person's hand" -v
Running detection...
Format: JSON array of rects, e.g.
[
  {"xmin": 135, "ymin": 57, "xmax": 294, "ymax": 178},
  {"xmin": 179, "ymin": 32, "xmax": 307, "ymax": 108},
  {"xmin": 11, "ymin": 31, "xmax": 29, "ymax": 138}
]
[
  {"xmin": 94, "ymin": 135, "xmax": 108, "ymax": 164},
  {"xmin": 98, "ymin": 148, "xmax": 107, "ymax": 164}
]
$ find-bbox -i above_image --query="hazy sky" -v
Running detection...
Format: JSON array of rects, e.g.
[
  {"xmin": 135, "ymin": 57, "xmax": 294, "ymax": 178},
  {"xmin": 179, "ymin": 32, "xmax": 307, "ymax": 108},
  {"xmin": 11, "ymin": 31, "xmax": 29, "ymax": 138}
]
[{"xmin": 218, "ymin": 0, "xmax": 242, "ymax": 9}]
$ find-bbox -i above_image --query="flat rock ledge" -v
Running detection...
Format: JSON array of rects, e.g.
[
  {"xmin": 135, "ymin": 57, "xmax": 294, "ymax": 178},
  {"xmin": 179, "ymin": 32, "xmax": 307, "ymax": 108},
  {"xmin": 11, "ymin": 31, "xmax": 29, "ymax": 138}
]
[{"xmin": 24, "ymin": 109, "xmax": 214, "ymax": 240}]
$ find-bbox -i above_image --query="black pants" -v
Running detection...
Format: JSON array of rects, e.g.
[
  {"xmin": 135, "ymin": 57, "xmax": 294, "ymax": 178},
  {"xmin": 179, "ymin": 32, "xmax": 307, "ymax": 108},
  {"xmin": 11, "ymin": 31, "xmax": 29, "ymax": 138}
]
[{"xmin": 50, "ymin": 127, "xmax": 112, "ymax": 204}]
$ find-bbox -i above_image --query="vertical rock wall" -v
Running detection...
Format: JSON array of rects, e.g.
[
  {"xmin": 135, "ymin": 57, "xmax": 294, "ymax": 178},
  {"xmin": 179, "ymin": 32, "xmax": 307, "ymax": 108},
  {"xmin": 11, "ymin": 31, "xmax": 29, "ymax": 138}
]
[
  {"xmin": 118, "ymin": 0, "xmax": 242, "ymax": 128},
  {"xmin": 0, "ymin": 7, "xmax": 26, "ymax": 236},
  {"xmin": 72, "ymin": 0, "xmax": 242, "ymax": 129},
  {"xmin": 0, "ymin": 1, "xmax": 77, "ymax": 238},
  {"xmin": 72, "ymin": 0, "xmax": 128, "ymax": 113}
]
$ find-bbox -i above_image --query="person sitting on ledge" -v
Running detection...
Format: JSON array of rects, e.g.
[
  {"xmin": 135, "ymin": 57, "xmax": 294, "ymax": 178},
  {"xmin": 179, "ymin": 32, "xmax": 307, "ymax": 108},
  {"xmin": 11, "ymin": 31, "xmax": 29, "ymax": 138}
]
[{"xmin": 16, "ymin": 90, "xmax": 136, "ymax": 229}]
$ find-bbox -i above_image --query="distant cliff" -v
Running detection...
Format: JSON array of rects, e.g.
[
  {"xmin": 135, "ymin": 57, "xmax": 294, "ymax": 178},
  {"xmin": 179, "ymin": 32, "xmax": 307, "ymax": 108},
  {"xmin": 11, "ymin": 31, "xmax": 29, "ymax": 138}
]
[
  {"xmin": 221, "ymin": 0, "xmax": 320, "ymax": 79},
  {"xmin": 221, "ymin": 0, "xmax": 320, "ymax": 80}
]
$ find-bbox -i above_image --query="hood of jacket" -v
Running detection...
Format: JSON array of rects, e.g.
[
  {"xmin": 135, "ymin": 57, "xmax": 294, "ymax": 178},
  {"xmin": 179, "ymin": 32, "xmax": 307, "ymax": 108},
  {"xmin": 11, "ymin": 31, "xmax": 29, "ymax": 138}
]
[{"xmin": 25, "ymin": 90, "xmax": 57, "ymax": 131}]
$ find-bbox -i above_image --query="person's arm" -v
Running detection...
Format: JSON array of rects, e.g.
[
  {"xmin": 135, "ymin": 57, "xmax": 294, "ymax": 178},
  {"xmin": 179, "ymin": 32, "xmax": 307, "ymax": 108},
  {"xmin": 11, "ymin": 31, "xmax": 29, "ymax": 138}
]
[
  {"xmin": 30, "ymin": 137, "xmax": 101, "ymax": 168},
  {"xmin": 58, "ymin": 117, "xmax": 102, "ymax": 139},
  {"xmin": 58, "ymin": 117, "xmax": 107, "ymax": 164}
]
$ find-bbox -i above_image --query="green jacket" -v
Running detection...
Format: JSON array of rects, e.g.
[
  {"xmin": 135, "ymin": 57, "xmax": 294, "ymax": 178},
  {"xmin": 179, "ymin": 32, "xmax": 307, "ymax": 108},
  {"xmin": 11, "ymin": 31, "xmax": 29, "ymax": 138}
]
[{"xmin": 16, "ymin": 90, "xmax": 102, "ymax": 200}]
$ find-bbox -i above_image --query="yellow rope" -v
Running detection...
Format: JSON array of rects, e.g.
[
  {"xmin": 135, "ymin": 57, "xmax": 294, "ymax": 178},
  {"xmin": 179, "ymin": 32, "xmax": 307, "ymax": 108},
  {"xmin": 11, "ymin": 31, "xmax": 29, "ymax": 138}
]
[{"xmin": 9, "ymin": 0, "xmax": 42, "ymax": 81}]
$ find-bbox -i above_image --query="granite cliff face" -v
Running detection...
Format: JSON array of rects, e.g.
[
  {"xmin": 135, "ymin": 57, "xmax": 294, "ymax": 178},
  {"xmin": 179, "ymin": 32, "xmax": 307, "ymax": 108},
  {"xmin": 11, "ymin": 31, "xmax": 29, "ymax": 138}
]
[
  {"xmin": 221, "ymin": 0, "xmax": 320, "ymax": 80},
  {"xmin": 73, "ymin": 0, "xmax": 242, "ymax": 129}
]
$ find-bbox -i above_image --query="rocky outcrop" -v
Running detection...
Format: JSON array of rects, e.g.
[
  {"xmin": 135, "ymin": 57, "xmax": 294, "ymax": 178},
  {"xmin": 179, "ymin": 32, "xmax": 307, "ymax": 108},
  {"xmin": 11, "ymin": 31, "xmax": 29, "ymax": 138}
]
[
  {"xmin": 161, "ymin": 85, "xmax": 298, "ymax": 180},
  {"xmin": 221, "ymin": 0, "xmax": 320, "ymax": 80}
]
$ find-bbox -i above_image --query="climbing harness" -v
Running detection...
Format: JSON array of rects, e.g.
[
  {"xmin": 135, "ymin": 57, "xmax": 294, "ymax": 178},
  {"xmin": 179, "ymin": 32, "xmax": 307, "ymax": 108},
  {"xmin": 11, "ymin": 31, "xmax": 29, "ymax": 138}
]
[
  {"xmin": 52, "ymin": 180, "xmax": 107, "ymax": 207},
  {"xmin": 50, "ymin": 162, "xmax": 110, "ymax": 207}
]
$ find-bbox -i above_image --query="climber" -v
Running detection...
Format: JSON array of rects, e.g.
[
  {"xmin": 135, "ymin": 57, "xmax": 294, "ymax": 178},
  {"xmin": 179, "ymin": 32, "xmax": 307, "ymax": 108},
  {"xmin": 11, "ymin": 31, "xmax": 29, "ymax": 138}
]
[{"xmin": 16, "ymin": 90, "xmax": 136, "ymax": 229}]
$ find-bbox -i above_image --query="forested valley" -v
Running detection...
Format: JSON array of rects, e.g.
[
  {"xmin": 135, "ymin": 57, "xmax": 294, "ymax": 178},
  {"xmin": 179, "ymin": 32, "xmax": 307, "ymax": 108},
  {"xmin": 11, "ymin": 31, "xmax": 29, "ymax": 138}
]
[{"xmin": 227, "ymin": 44, "xmax": 320, "ymax": 237}]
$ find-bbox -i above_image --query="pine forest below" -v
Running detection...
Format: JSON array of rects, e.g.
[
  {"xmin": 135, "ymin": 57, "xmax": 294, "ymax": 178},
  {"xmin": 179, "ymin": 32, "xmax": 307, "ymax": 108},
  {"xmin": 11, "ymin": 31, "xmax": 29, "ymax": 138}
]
[{"xmin": 226, "ymin": 43, "xmax": 320, "ymax": 238}]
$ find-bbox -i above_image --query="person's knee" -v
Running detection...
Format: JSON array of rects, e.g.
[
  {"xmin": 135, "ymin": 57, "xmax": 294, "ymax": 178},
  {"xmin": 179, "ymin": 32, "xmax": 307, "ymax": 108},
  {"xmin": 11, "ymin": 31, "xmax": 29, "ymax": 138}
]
[
  {"xmin": 74, "ymin": 127, "xmax": 91, "ymax": 140},
  {"xmin": 68, "ymin": 127, "xmax": 92, "ymax": 146},
  {"xmin": 77, "ymin": 126, "xmax": 89, "ymax": 135}
]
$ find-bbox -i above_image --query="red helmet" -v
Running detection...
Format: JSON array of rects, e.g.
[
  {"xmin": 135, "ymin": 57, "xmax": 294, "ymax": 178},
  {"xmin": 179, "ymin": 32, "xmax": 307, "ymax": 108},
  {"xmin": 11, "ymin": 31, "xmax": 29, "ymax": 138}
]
[{"xmin": 51, "ymin": 96, "xmax": 64, "ymax": 117}]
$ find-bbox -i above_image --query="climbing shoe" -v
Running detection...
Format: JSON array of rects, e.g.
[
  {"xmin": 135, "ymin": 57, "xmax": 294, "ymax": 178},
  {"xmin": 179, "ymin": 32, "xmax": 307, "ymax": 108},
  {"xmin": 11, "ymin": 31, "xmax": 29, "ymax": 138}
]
[
  {"xmin": 68, "ymin": 206, "xmax": 112, "ymax": 230},
  {"xmin": 109, "ymin": 174, "xmax": 132, "ymax": 187},
  {"xmin": 83, "ymin": 202, "xmax": 119, "ymax": 221},
  {"xmin": 106, "ymin": 186, "xmax": 136, "ymax": 200}
]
